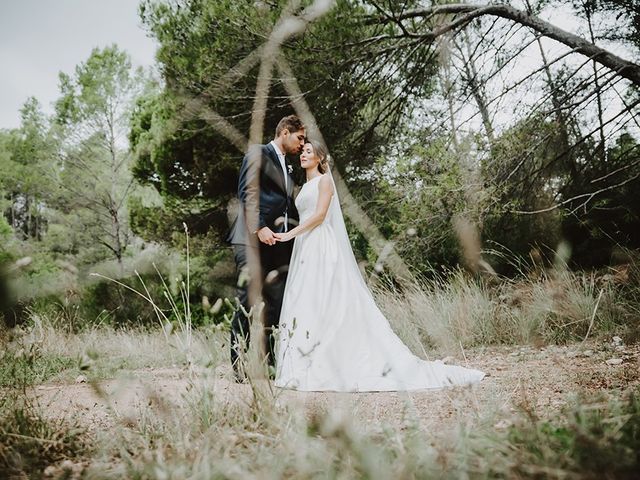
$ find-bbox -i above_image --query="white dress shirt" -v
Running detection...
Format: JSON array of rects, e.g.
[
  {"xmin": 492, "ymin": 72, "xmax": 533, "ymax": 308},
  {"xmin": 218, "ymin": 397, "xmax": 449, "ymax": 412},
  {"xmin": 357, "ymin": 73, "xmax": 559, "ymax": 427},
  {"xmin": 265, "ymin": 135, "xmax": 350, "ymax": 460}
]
[
  {"xmin": 269, "ymin": 140, "xmax": 288, "ymax": 189},
  {"xmin": 269, "ymin": 140, "xmax": 288, "ymax": 231}
]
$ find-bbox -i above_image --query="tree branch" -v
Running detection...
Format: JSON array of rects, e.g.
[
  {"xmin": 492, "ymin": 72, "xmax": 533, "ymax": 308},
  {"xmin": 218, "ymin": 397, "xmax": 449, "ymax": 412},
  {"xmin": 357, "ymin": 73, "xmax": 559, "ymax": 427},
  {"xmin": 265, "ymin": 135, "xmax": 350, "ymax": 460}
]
[{"xmin": 366, "ymin": 3, "xmax": 640, "ymax": 86}]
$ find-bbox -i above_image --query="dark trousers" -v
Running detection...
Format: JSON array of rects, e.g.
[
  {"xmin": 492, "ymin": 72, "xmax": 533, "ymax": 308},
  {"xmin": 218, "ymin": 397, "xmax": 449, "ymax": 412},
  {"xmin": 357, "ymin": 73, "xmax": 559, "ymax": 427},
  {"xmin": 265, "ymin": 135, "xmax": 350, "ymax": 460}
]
[{"xmin": 230, "ymin": 240, "xmax": 293, "ymax": 378}]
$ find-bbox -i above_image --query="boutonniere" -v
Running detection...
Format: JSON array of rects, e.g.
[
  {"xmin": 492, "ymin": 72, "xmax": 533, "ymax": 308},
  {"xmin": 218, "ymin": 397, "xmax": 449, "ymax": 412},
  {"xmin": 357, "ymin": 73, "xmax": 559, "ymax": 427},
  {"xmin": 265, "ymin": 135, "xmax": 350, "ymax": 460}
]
[{"xmin": 287, "ymin": 164, "xmax": 293, "ymax": 175}]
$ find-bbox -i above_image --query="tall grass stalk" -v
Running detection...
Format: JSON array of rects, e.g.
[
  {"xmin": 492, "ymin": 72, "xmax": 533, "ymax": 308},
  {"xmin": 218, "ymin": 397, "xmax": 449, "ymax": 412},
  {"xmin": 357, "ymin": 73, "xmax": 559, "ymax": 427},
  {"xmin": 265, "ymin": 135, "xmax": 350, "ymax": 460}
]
[{"xmin": 90, "ymin": 224, "xmax": 196, "ymax": 370}]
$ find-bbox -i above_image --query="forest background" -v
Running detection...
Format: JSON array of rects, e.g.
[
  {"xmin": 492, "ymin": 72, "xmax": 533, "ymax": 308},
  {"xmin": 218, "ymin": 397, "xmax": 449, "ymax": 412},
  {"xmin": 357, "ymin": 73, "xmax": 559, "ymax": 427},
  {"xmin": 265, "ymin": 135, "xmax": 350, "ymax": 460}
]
[{"xmin": 2, "ymin": 0, "xmax": 639, "ymax": 331}]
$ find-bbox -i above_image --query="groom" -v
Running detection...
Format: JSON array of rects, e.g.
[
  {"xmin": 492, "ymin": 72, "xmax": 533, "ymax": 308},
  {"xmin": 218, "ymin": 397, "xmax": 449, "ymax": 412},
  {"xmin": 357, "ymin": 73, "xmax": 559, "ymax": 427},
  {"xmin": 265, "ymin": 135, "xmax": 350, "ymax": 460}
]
[{"xmin": 227, "ymin": 114, "xmax": 305, "ymax": 381}]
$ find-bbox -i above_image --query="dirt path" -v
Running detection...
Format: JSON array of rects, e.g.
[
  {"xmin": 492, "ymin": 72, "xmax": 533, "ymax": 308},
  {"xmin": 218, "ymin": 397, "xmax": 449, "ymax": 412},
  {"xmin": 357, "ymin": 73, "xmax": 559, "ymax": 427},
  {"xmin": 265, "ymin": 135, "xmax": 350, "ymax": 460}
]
[{"xmin": 32, "ymin": 341, "xmax": 640, "ymax": 433}]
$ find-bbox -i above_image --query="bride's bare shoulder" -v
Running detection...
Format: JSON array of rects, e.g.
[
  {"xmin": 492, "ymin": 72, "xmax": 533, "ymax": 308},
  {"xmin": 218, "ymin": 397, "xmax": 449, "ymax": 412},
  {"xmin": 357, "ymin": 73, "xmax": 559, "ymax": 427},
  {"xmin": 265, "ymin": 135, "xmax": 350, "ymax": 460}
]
[{"xmin": 318, "ymin": 174, "xmax": 334, "ymax": 194}]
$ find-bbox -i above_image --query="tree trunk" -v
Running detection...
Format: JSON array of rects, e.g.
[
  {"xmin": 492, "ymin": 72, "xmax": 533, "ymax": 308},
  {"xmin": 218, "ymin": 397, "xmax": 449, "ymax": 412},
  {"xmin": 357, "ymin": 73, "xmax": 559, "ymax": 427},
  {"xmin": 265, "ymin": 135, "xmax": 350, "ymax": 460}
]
[
  {"xmin": 10, "ymin": 193, "xmax": 14, "ymax": 230},
  {"xmin": 25, "ymin": 195, "xmax": 31, "ymax": 239},
  {"xmin": 457, "ymin": 29, "xmax": 496, "ymax": 149},
  {"xmin": 535, "ymin": 31, "xmax": 578, "ymax": 174},
  {"xmin": 108, "ymin": 110, "xmax": 124, "ymax": 271},
  {"xmin": 438, "ymin": 35, "xmax": 460, "ymax": 150},
  {"xmin": 584, "ymin": 3, "xmax": 607, "ymax": 163}
]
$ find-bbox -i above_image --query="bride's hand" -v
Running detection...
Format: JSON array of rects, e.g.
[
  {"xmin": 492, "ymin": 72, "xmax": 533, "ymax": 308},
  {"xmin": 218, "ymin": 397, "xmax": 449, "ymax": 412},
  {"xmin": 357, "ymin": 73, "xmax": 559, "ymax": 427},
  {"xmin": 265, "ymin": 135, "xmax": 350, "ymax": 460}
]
[{"xmin": 274, "ymin": 232, "xmax": 293, "ymax": 242}]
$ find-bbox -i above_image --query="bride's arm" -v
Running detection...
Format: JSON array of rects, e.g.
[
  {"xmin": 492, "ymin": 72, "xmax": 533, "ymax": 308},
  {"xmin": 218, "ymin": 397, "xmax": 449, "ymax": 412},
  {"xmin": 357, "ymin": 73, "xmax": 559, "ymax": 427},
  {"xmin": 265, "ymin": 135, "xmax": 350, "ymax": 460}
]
[{"xmin": 274, "ymin": 175, "xmax": 334, "ymax": 242}]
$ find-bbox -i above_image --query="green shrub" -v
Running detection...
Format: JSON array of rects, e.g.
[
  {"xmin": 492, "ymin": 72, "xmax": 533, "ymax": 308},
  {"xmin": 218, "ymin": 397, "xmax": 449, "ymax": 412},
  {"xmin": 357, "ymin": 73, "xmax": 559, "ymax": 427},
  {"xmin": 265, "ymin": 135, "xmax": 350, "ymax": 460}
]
[
  {"xmin": 0, "ymin": 343, "xmax": 75, "ymax": 387},
  {"xmin": 0, "ymin": 215, "xmax": 12, "ymax": 240},
  {"xmin": 80, "ymin": 273, "xmax": 231, "ymax": 329},
  {"xmin": 80, "ymin": 274, "xmax": 164, "ymax": 327}
]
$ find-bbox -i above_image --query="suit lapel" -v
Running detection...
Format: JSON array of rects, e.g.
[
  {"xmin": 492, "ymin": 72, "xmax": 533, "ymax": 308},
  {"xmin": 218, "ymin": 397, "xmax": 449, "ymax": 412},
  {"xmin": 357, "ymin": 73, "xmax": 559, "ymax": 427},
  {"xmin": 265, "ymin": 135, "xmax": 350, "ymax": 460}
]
[
  {"xmin": 266, "ymin": 143, "xmax": 286, "ymax": 192},
  {"xmin": 286, "ymin": 168, "xmax": 296, "ymax": 197}
]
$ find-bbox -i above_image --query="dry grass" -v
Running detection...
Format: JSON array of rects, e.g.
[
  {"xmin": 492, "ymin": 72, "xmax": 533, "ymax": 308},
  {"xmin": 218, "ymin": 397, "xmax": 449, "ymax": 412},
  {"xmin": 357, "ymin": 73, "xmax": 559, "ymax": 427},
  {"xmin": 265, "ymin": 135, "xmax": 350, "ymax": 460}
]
[
  {"xmin": 376, "ymin": 268, "xmax": 636, "ymax": 356},
  {"xmin": 31, "ymin": 366, "xmax": 636, "ymax": 480},
  {"xmin": 1, "ymin": 265, "xmax": 639, "ymax": 478},
  {"xmin": 0, "ymin": 392, "xmax": 88, "ymax": 479},
  {"xmin": 1, "ymin": 316, "xmax": 226, "ymax": 385}
]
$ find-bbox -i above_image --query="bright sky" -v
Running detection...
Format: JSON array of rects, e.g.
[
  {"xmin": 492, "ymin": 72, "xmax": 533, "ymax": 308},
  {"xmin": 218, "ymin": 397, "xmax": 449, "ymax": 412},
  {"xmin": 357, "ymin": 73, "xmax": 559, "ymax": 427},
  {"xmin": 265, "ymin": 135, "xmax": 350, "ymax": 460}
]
[
  {"xmin": 0, "ymin": 0, "xmax": 635, "ymax": 142},
  {"xmin": 0, "ymin": 0, "xmax": 158, "ymax": 129}
]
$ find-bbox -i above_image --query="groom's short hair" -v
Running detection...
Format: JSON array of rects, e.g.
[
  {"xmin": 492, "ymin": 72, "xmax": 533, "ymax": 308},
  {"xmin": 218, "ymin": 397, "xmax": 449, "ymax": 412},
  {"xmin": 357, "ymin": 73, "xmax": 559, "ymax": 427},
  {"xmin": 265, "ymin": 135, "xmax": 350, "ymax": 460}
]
[{"xmin": 275, "ymin": 115, "xmax": 304, "ymax": 137}]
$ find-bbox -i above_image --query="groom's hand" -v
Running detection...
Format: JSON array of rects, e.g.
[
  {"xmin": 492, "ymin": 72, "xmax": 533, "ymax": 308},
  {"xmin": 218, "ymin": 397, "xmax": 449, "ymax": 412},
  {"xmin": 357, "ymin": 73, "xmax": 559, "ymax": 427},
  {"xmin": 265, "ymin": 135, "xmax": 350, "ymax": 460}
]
[{"xmin": 257, "ymin": 226, "xmax": 277, "ymax": 246}]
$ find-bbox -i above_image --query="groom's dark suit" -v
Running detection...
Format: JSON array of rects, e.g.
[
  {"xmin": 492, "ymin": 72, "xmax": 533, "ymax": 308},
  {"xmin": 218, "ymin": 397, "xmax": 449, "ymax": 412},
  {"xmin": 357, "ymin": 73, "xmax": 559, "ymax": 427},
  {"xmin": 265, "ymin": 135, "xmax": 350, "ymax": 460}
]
[{"xmin": 227, "ymin": 143, "xmax": 298, "ymax": 377}]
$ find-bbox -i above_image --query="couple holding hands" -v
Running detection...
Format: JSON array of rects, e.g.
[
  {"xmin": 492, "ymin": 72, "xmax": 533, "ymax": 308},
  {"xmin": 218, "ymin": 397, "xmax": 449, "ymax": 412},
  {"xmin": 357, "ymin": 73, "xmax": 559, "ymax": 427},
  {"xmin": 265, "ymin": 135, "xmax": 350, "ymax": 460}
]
[{"xmin": 227, "ymin": 115, "xmax": 484, "ymax": 392}]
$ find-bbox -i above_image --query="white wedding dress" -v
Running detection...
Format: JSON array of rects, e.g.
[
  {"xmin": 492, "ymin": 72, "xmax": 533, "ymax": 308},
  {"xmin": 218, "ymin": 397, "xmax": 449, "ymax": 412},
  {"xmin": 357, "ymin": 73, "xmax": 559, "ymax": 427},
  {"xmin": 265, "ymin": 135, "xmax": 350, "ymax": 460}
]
[{"xmin": 274, "ymin": 174, "xmax": 485, "ymax": 392}]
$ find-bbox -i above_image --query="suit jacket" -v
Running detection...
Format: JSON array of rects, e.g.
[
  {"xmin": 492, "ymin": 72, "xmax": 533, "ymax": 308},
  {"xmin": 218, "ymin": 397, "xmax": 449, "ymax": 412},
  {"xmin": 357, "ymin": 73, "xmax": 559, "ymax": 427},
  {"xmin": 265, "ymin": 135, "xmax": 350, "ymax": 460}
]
[{"xmin": 227, "ymin": 143, "xmax": 299, "ymax": 245}]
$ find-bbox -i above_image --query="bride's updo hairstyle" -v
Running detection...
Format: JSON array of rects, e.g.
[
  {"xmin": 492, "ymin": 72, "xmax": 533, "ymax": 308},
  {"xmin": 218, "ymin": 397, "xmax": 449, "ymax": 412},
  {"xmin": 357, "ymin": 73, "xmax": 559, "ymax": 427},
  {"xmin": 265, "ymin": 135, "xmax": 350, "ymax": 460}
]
[{"xmin": 306, "ymin": 138, "xmax": 330, "ymax": 174}]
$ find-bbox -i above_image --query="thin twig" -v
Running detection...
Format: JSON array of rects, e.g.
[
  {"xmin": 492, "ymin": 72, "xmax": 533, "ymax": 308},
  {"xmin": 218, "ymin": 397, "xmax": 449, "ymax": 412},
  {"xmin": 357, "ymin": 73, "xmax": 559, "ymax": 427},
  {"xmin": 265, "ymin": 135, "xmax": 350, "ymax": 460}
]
[{"xmin": 583, "ymin": 289, "xmax": 604, "ymax": 344}]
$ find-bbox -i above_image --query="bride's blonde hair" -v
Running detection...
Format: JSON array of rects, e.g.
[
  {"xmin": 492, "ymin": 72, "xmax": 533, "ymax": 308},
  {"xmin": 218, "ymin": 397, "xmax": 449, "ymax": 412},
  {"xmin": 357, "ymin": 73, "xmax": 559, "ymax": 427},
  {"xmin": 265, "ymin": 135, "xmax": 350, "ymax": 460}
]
[{"xmin": 306, "ymin": 138, "xmax": 330, "ymax": 174}]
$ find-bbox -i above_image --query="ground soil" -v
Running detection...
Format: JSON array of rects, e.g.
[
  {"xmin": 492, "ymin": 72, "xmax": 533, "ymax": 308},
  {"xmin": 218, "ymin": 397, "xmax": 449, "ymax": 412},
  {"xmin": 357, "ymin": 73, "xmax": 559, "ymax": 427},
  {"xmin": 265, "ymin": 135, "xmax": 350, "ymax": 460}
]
[{"xmin": 32, "ymin": 341, "xmax": 640, "ymax": 435}]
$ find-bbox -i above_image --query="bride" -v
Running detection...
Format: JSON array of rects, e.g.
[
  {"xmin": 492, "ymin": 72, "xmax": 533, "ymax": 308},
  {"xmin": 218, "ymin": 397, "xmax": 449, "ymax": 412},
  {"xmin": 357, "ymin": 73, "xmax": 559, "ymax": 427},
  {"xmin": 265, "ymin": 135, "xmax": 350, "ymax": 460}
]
[{"xmin": 273, "ymin": 139, "xmax": 485, "ymax": 392}]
